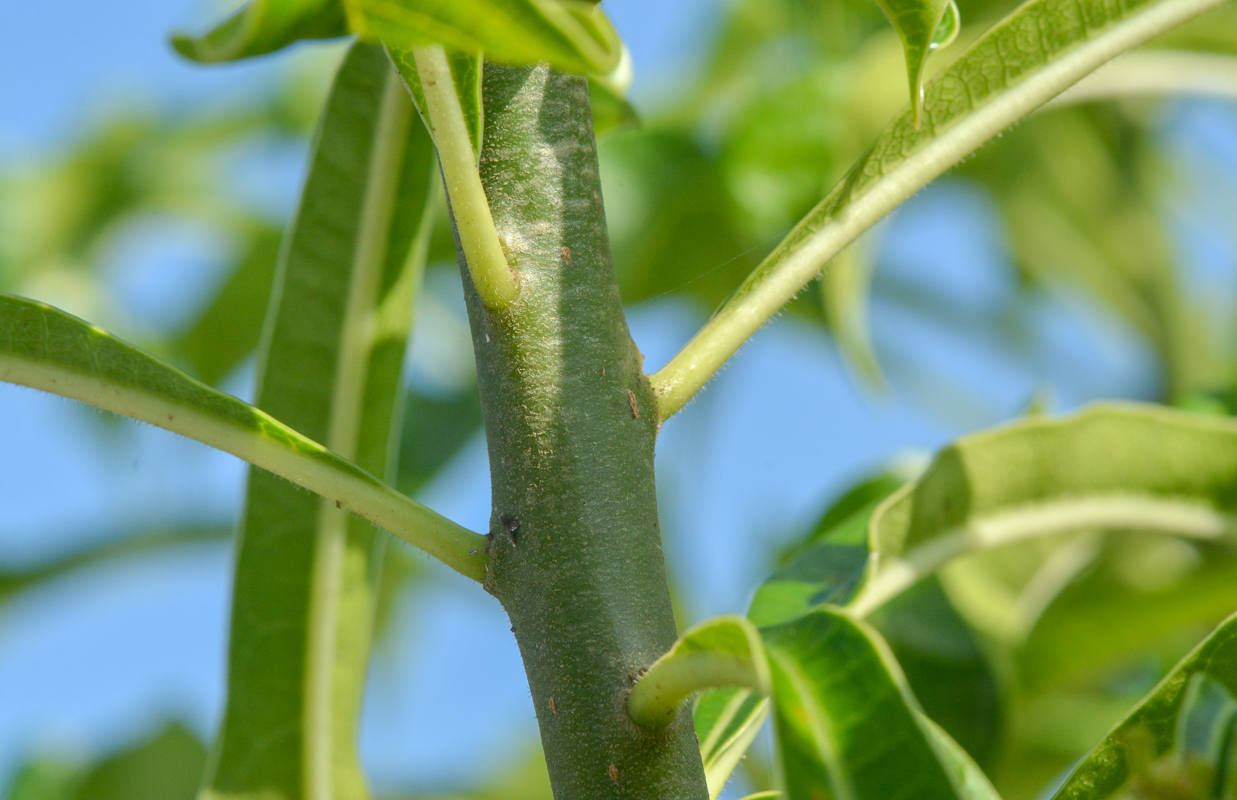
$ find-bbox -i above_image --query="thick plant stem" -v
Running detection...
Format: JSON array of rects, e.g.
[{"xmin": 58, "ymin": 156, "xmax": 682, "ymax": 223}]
[{"xmin": 456, "ymin": 63, "xmax": 709, "ymax": 800}]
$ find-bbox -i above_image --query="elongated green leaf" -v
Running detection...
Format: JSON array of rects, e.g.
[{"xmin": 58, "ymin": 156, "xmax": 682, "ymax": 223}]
[
  {"xmin": 1050, "ymin": 610, "xmax": 1237, "ymax": 800},
  {"xmin": 876, "ymin": 0, "xmax": 961, "ymax": 125},
  {"xmin": 4, "ymin": 723, "xmax": 207, "ymax": 800},
  {"xmin": 695, "ymin": 689, "xmax": 772, "ymax": 800},
  {"xmin": 847, "ymin": 404, "xmax": 1237, "ymax": 617},
  {"xmin": 173, "ymin": 225, "xmax": 282, "ymax": 385},
  {"xmin": 0, "ymin": 296, "xmax": 484, "ymax": 579},
  {"xmin": 820, "ymin": 240, "xmax": 886, "ymax": 390},
  {"xmin": 652, "ymin": 0, "xmax": 1229, "ymax": 418},
  {"xmin": 629, "ymin": 615, "xmax": 770, "ymax": 727},
  {"xmin": 345, "ymin": 0, "xmax": 622, "ymax": 75},
  {"xmin": 0, "ymin": 526, "xmax": 228, "ymax": 603},
  {"xmin": 201, "ymin": 42, "xmax": 445, "ymax": 800},
  {"xmin": 764, "ymin": 607, "xmax": 978, "ymax": 800},
  {"xmin": 172, "ymin": 0, "xmax": 348, "ymax": 63}
]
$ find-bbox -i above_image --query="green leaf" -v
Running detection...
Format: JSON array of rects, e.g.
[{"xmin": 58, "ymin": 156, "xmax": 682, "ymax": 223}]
[
  {"xmin": 5, "ymin": 724, "xmax": 207, "ymax": 800},
  {"xmin": 763, "ymin": 606, "xmax": 980, "ymax": 800},
  {"xmin": 1019, "ymin": 540, "xmax": 1237, "ymax": 693},
  {"xmin": 172, "ymin": 224, "xmax": 282, "ymax": 385},
  {"xmin": 172, "ymin": 0, "xmax": 348, "ymax": 63},
  {"xmin": 751, "ymin": 473, "xmax": 1002, "ymax": 767},
  {"xmin": 345, "ymin": 0, "xmax": 622, "ymax": 75},
  {"xmin": 588, "ymin": 79, "xmax": 640, "ymax": 138},
  {"xmin": 200, "ymin": 42, "xmax": 446, "ymax": 800},
  {"xmin": 652, "ymin": 0, "xmax": 1229, "ymax": 417},
  {"xmin": 875, "ymin": 0, "xmax": 960, "ymax": 126},
  {"xmin": 0, "ymin": 293, "xmax": 485, "ymax": 579},
  {"xmin": 820, "ymin": 239, "xmax": 886, "ymax": 390},
  {"xmin": 848, "ymin": 404, "xmax": 1237, "ymax": 618},
  {"xmin": 695, "ymin": 689, "xmax": 773, "ymax": 800},
  {"xmin": 1050, "ymin": 610, "xmax": 1237, "ymax": 800},
  {"xmin": 629, "ymin": 615, "xmax": 771, "ymax": 727},
  {"xmin": 0, "ymin": 526, "xmax": 229, "ymax": 603}
]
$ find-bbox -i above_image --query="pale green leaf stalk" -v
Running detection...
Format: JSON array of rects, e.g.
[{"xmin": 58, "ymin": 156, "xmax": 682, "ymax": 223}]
[
  {"xmin": 628, "ymin": 615, "xmax": 771, "ymax": 728},
  {"xmin": 820, "ymin": 239, "xmax": 886, "ymax": 391},
  {"xmin": 386, "ymin": 46, "xmax": 486, "ymax": 156},
  {"xmin": 201, "ymin": 42, "xmax": 448, "ymax": 800},
  {"xmin": 848, "ymin": 404, "xmax": 1237, "ymax": 618},
  {"xmin": 403, "ymin": 45, "xmax": 517, "ymax": 309},
  {"xmin": 0, "ymin": 294, "xmax": 484, "ymax": 581},
  {"xmin": 1050, "ymin": 609, "xmax": 1237, "ymax": 800},
  {"xmin": 876, "ymin": 0, "xmax": 961, "ymax": 126},
  {"xmin": 651, "ymin": 0, "xmax": 1228, "ymax": 419}
]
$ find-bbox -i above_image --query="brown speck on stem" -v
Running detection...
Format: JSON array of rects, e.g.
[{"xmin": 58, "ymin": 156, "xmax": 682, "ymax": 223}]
[
  {"xmin": 600, "ymin": 367, "xmax": 606, "ymax": 377},
  {"xmin": 627, "ymin": 390, "xmax": 640, "ymax": 420},
  {"xmin": 334, "ymin": 500, "xmax": 342, "ymax": 509},
  {"xmin": 608, "ymin": 764, "xmax": 619, "ymax": 782},
  {"xmin": 166, "ymin": 413, "xmax": 174, "ymax": 421},
  {"xmin": 561, "ymin": 246, "xmax": 572, "ymax": 262},
  {"xmin": 549, "ymin": 697, "xmax": 557, "ymax": 713}
]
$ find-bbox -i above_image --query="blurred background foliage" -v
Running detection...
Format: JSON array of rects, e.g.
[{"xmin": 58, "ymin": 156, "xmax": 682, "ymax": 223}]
[{"xmin": 5, "ymin": 0, "xmax": 1237, "ymax": 796}]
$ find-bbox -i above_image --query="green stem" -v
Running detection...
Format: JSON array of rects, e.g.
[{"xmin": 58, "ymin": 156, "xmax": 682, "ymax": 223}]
[
  {"xmin": 457, "ymin": 63, "xmax": 709, "ymax": 800},
  {"xmin": 413, "ymin": 45, "xmax": 517, "ymax": 309}
]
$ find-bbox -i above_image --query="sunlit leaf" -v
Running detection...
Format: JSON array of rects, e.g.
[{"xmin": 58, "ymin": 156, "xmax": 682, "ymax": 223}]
[
  {"xmin": 652, "ymin": 0, "xmax": 1230, "ymax": 416},
  {"xmin": 345, "ymin": 0, "xmax": 622, "ymax": 75},
  {"xmin": 0, "ymin": 294, "xmax": 484, "ymax": 578},
  {"xmin": 172, "ymin": 0, "xmax": 348, "ymax": 63},
  {"xmin": 848, "ymin": 404, "xmax": 1237, "ymax": 618}
]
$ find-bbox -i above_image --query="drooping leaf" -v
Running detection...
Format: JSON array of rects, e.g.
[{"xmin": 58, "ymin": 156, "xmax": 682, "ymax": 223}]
[
  {"xmin": 695, "ymin": 689, "xmax": 772, "ymax": 800},
  {"xmin": 751, "ymin": 472, "xmax": 1002, "ymax": 766},
  {"xmin": 172, "ymin": 224, "xmax": 282, "ymax": 385},
  {"xmin": 629, "ymin": 615, "xmax": 771, "ymax": 727},
  {"xmin": 394, "ymin": 385, "xmax": 483, "ymax": 495},
  {"xmin": 763, "ymin": 606, "xmax": 985, "ymax": 800},
  {"xmin": 1050, "ymin": 610, "xmax": 1237, "ymax": 800},
  {"xmin": 202, "ymin": 42, "xmax": 443, "ymax": 800},
  {"xmin": 172, "ymin": 0, "xmax": 348, "ymax": 63},
  {"xmin": 875, "ymin": 0, "xmax": 960, "ymax": 125},
  {"xmin": 0, "ymin": 526, "xmax": 229, "ymax": 603},
  {"xmin": 652, "ymin": 0, "xmax": 1230, "ymax": 416},
  {"xmin": 820, "ymin": 239, "xmax": 886, "ymax": 390},
  {"xmin": 848, "ymin": 404, "xmax": 1237, "ymax": 618},
  {"xmin": 4, "ymin": 724, "xmax": 207, "ymax": 800},
  {"xmin": 345, "ymin": 0, "xmax": 622, "ymax": 76}
]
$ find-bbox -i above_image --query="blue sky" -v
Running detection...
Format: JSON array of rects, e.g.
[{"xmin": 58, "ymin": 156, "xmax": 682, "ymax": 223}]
[{"xmin": 2, "ymin": 0, "xmax": 1236, "ymax": 795}]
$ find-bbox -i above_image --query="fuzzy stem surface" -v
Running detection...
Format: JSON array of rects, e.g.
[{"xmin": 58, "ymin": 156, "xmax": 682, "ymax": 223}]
[{"xmin": 456, "ymin": 63, "xmax": 709, "ymax": 800}]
